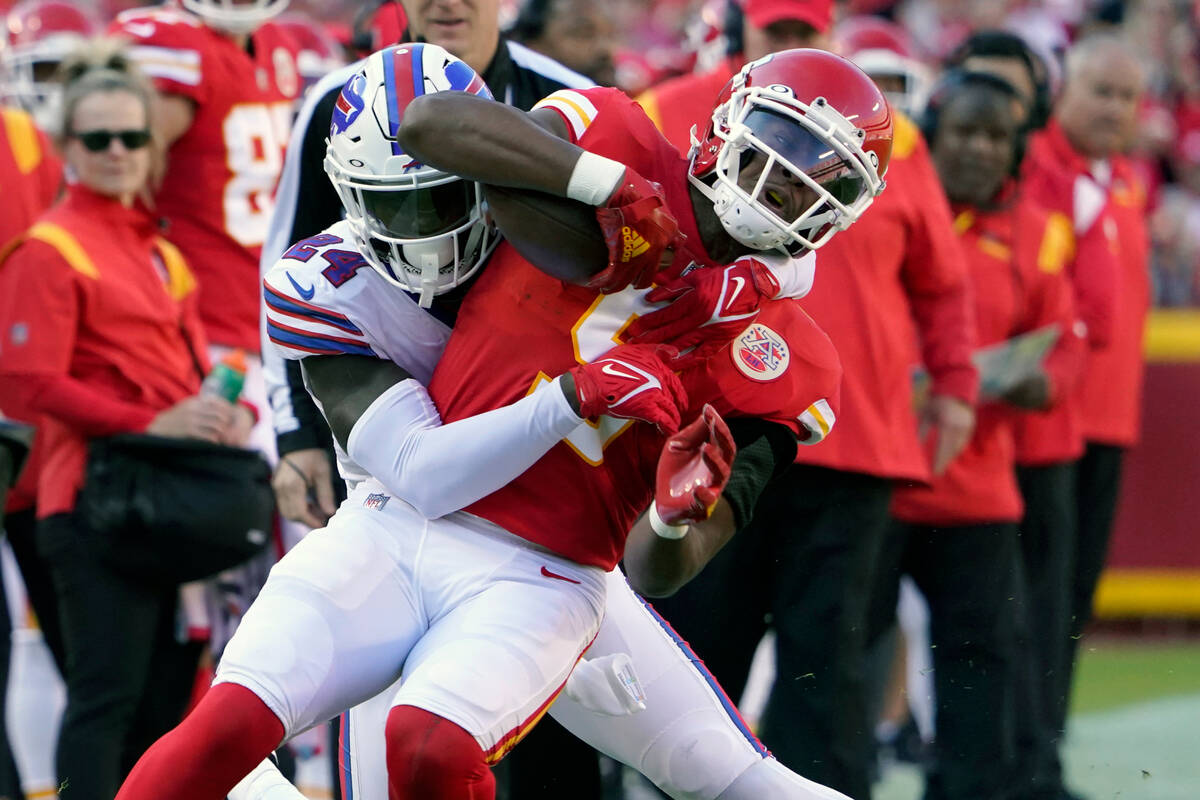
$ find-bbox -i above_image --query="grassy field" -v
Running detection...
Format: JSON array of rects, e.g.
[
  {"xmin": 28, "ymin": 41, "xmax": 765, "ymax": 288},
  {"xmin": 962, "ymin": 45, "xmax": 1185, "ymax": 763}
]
[{"xmin": 875, "ymin": 636, "xmax": 1200, "ymax": 800}]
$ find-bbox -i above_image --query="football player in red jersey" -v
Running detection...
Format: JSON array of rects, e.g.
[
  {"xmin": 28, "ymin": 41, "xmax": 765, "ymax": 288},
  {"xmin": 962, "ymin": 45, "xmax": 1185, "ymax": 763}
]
[
  {"xmin": 109, "ymin": 0, "xmax": 299, "ymax": 448},
  {"xmin": 117, "ymin": 48, "xmax": 889, "ymax": 800}
]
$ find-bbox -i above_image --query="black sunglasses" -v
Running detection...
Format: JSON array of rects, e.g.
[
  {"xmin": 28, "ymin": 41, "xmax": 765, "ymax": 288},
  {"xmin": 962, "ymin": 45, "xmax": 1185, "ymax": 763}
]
[{"xmin": 69, "ymin": 129, "xmax": 153, "ymax": 153}]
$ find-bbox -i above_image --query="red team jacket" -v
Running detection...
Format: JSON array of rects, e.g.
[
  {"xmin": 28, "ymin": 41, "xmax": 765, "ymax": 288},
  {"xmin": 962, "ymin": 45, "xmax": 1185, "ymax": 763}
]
[
  {"xmin": 1013, "ymin": 121, "xmax": 1123, "ymax": 465},
  {"xmin": 892, "ymin": 193, "xmax": 1085, "ymax": 525},
  {"xmin": 426, "ymin": 87, "xmax": 842, "ymax": 570},
  {"xmin": 1077, "ymin": 155, "xmax": 1149, "ymax": 447},
  {"xmin": 0, "ymin": 186, "xmax": 208, "ymax": 517},
  {"xmin": 792, "ymin": 114, "xmax": 977, "ymax": 482},
  {"xmin": 0, "ymin": 106, "xmax": 62, "ymax": 513},
  {"xmin": 111, "ymin": 5, "xmax": 300, "ymax": 352}
]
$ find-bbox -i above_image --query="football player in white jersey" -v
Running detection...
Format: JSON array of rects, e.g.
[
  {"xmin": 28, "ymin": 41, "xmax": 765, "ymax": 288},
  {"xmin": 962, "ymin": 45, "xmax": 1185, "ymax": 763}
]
[
  {"xmin": 229, "ymin": 43, "xmax": 844, "ymax": 800},
  {"xmin": 120, "ymin": 44, "xmax": 853, "ymax": 800}
]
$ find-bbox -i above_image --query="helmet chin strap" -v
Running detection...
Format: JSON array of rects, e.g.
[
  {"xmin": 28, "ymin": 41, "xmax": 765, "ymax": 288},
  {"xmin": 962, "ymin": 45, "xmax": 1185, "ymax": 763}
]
[{"xmin": 402, "ymin": 238, "xmax": 454, "ymax": 308}]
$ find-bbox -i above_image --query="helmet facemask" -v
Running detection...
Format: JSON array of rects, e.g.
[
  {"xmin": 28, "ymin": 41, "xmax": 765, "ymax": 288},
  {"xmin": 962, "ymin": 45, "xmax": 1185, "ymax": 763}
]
[
  {"xmin": 693, "ymin": 85, "xmax": 885, "ymax": 255},
  {"xmin": 326, "ymin": 154, "xmax": 496, "ymax": 308}
]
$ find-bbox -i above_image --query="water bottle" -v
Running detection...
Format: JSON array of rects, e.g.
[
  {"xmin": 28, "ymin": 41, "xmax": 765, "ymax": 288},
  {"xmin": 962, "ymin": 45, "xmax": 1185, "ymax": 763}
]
[{"xmin": 201, "ymin": 349, "xmax": 247, "ymax": 403}]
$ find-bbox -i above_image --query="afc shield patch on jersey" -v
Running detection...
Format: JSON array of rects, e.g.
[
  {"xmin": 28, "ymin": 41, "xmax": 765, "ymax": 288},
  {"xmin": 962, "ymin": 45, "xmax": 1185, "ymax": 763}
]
[
  {"xmin": 732, "ymin": 323, "xmax": 789, "ymax": 381},
  {"xmin": 331, "ymin": 72, "xmax": 366, "ymax": 135}
]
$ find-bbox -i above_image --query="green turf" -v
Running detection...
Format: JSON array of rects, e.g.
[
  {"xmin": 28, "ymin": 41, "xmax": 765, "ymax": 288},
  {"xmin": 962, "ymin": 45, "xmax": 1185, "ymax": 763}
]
[{"xmin": 1069, "ymin": 639, "xmax": 1200, "ymax": 713}]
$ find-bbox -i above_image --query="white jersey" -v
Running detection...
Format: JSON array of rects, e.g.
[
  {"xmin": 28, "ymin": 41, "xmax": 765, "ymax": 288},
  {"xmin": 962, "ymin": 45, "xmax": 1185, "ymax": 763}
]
[{"xmin": 261, "ymin": 221, "xmax": 452, "ymax": 483}]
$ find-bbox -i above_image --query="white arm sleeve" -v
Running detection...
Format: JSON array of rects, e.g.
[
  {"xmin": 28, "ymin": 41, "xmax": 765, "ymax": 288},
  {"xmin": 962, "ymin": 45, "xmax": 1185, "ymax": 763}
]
[{"xmin": 347, "ymin": 376, "xmax": 584, "ymax": 519}]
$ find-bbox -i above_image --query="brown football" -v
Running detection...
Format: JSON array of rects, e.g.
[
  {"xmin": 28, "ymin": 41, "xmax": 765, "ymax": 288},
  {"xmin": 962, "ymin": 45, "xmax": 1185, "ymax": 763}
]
[{"xmin": 483, "ymin": 183, "xmax": 608, "ymax": 285}]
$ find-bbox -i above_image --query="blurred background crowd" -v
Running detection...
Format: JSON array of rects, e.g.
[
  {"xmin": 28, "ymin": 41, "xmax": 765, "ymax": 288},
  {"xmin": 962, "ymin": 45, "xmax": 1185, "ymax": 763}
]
[{"xmin": 0, "ymin": 2, "xmax": 1197, "ymax": 800}]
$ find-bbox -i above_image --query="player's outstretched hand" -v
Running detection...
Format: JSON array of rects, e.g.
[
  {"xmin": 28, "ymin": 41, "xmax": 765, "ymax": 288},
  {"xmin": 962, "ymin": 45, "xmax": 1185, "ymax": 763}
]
[
  {"xmin": 654, "ymin": 404, "xmax": 736, "ymax": 528},
  {"xmin": 569, "ymin": 343, "xmax": 688, "ymax": 434},
  {"xmin": 590, "ymin": 168, "xmax": 682, "ymax": 293},
  {"xmin": 627, "ymin": 256, "xmax": 781, "ymax": 370}
]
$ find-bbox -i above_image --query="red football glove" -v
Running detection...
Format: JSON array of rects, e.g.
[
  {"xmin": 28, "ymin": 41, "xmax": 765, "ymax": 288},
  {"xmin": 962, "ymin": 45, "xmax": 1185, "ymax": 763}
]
[
  {"xmin": 653, "ymin": 404, "xmax": 736, "ymax": 528},
  {"xmin": 627, "ymin": 256, "xmax": 781, "ymax": 370},
  {"xmin": 569, "ymin": 343, "xmax": 688, "ymax": 434},
  {"xmin": 590, "ymin": 168, "xmax": 682, "ymax": 294}
]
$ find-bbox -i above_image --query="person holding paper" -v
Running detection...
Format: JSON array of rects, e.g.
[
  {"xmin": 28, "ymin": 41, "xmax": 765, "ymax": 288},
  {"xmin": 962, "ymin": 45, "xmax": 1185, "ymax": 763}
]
[{"xmin": 867, "ymin": 70, "xmax": 1086, "ymax": 800}]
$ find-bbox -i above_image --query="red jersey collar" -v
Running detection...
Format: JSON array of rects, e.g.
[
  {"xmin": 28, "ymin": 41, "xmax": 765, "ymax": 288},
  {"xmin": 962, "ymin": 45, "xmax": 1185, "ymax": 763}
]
[{"xmin": 63, "ymin": 183, "xmax": 159, "ymax": 240}]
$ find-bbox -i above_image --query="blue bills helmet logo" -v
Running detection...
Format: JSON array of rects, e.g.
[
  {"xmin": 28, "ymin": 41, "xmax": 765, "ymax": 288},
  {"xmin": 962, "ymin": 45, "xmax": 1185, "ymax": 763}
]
[{"xmin": 331, "ymin": 72, "xmax": 367, "ymax": 135}]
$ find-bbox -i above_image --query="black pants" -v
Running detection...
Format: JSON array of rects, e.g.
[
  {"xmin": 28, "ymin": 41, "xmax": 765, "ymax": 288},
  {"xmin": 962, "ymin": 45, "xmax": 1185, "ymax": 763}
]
[
  {"xmin": 1011, "ymin": 461, "xmax": 1077, "ymax": 799},
  {"xmin": 869, "ymin": 520, "xmax": 1022, "ymax": 800},
  {"xmin": 4, "ymin": 507, "xmax": 65, "ymax": 675},
  {"xmin": 653, "ymin": 465, "xmax": 893, "ymax": 800},
  {"xmin": 38, "ymin": 513, "xmax": 203, "ymax": 800},
  {"xmin": 1055, "ymin": 443, "xmax": 1125, "ymax": 731}
]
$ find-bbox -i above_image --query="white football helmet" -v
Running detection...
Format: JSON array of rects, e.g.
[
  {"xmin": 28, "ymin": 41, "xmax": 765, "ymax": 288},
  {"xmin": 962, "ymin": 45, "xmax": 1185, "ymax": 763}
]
[
  {"xmin": 180, "ymin": 0, "xmax": 290, "ymax": 34},
  {"xmin": 324, "ymin": 43, "xmax": 497, "ymax": 307}
]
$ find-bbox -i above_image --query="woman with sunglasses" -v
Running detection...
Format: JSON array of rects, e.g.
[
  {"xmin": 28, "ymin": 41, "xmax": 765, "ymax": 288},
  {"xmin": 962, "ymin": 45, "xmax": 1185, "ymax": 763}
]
[{"xmin": 0, "ymin": 40, "xmax": 251, "ymax": 800}]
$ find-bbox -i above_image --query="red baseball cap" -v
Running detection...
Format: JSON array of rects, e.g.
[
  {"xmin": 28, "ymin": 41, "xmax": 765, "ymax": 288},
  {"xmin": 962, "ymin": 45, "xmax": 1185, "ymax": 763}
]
[{"xmin": 742, "ymin": 0, "xmax": 833, "ymax": 34}]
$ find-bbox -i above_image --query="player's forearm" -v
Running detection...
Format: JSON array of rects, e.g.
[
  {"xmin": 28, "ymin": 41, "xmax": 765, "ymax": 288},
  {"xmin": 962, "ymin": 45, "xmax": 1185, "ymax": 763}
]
[
  {"xmin": 397, "ymin": 93, "xmax": 580, "ymax": 195},
  {"xmin": 347, "ymin": 377, "xmax": 584, "ymax": 520},
  {"xmin": 623, "ymin": 500, "xmax": 736, "ymax": 598}
]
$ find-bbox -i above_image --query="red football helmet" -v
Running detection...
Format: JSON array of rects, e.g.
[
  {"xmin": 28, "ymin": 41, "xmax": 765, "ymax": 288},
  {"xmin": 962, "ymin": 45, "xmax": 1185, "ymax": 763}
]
[
  {"xmin": 1, "ymin": 0, "xmax": 99, "ymax": 131},
  {"xmin": 689, "ymin": 48, "xmax": 893, "ymax": 254},
  {"xmin": 835, "ymin": 16, "xmax": 932, "ymax": 117}
]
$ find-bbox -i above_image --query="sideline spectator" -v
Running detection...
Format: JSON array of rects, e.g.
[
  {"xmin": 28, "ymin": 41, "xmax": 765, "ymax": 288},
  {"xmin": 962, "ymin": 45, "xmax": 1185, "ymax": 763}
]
[
  {"xmin": 874, "ymin": 71, "xmax": 1086, "ymax": 800},
  {"xmin": 507, "ymin": 0, "xmax": 617, "ymax": 85},
  {"xmin": 1054, "ymin": 34, "xmax": 1150, "ymax": 784},
  {"xmin": 0, "ymin": 42, "xmax": 250, "ymax": 800}
]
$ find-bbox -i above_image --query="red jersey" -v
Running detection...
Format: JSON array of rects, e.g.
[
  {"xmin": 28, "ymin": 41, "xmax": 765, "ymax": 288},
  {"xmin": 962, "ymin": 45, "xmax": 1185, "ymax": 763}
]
[
  {"xmin": 0, "ymin": 186, "xmax": 207, "ymax": 516},
  {"xmin": 893, "ymin": 193, "xmax": 1085, "ymax": 525},
  {"xmin": 1077, "ymin": 156, "xmax": 1150, "ymax": 446},
  {"xmin": 1014, "ymin": 121, "xmax": 1122, "ymax": 464},
  {"xmin": 427, "ymin": 88, "xmax": 842, "ymax": 569},
  {"xmin": 0, "ymin": 106, "xmax": 62, "ymax": 511},
  {"xmin": 795, "ymin": 114, "xmax": 977, "ymax": 481},
  {"xmin": 111, "ymin": 5, "xmax": 300, "ymax": 352}
]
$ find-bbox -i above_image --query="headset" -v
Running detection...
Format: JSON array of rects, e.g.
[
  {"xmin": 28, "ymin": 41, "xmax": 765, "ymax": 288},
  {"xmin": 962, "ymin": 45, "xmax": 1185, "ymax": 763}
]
[{"xmin": 919, "ymin": 69, "xmax": 1030, "ymax": 176}]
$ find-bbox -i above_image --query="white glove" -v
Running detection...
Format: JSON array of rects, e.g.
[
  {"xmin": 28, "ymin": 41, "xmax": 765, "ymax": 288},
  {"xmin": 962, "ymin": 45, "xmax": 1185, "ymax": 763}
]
[
  {"xmin": 562, "ymin": 652, "xmax": 647, "ymax": 716},
  {"xmin": 228, "ymin": 758, "xmax": 309, "ymax": 800}
]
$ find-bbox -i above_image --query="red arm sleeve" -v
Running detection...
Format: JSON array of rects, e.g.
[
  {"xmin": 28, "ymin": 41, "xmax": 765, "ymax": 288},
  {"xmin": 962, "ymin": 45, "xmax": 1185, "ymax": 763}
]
[
  {"xmin": 897, "ymin": 144, "xmax": 980, "ymax": 405},
  {"xmin": 0, "ymin": 374, "xmax": 156, "ymax": 436},
  {"xmin": 0, "ymin": 240, "xmax": 158, "ymax": 434}
]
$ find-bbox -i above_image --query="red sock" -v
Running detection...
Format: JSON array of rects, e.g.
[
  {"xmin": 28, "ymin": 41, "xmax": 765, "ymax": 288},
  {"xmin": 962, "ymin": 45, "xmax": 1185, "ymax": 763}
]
[
  {"xmin": 116, "ymin": 682, "xmax": 285, "ymax": 800},
  {"xmin": 386, "ymin": 705, "xmax": 496, "ymax": 800}
]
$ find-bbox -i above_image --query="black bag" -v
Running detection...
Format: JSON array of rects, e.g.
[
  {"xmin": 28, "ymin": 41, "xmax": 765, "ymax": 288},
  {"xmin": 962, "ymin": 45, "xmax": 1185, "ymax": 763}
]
[{"xmin": 79, "ymin": 433, "xmax": 275, "ymax": 585}]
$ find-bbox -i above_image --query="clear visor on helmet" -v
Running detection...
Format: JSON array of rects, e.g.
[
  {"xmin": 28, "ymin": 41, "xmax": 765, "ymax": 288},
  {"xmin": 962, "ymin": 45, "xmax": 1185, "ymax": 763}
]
[
  {"xmin": 739, "ymin": 107, "xmax": 867, "ymax": 216},
  {"xmin": 359, "ymin": 179, "xmax": 475, "ymax": 240}
]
